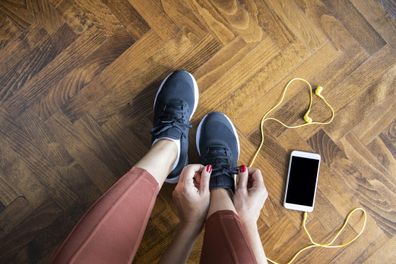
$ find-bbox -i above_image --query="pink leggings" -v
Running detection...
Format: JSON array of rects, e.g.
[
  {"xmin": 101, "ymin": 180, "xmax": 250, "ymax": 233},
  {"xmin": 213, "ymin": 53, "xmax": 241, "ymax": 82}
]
[{"xmin": 52, "ymin": 167, "xmax": 256, "ymax": 263}]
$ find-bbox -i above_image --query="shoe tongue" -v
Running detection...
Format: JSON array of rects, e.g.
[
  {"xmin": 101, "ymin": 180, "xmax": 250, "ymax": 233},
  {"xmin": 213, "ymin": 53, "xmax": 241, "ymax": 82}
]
[
  {"xmin": 165, "ymin": 99, "xmax": 184, "ymax": 111},
  {"xmin": 151, "ymin": 98, "xmax": 192, "ymax": 144},
  {"xmin": 158, "ymin": 100, "xmax": 185, "ymax": 122},
  {"xmin": 206, "ymin": 147, "xmax": 229, "ymax": 176},
  {"xmin": 204, "ymin": 145, "xmax": 236, "ymax": 190},
  {"xmin": 207, "ymin": 145, "xmax": 227, "ymax": 159}
]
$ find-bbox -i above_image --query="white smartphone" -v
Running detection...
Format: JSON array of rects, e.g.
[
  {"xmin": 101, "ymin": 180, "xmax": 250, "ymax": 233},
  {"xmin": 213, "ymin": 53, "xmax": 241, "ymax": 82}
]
[{"xmin": 283, "ymin": 150, "xmax": 321, "ymax": 212}]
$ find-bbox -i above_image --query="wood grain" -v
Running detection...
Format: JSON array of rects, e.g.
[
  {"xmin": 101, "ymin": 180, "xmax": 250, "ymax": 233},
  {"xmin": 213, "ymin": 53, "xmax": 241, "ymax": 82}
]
[{"xmin": 0, "ymin": 0, "xmax": 395, "ymax": 263}]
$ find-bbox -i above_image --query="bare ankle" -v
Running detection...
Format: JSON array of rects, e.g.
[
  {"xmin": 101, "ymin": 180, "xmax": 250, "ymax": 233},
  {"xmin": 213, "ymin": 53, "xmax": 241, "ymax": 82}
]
[
  {"xmin": 153, "ymin": 138, "xmax": 178, "ymax": 151},
  {"xmin": 135, "ymin": 139, "xmax": 179, "ymax": 185},
  {"xmin": 211, "ymin": 188, "xmax": 233, "ymax": 199},
  {"xmin": 207, "ymin": 188, "xmax": 236, "ymax": 218}
]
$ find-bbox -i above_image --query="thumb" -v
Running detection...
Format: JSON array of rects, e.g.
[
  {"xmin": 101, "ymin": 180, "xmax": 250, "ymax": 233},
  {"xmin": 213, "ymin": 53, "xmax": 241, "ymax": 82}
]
[
  {"xmin": 199, "ymin": 164, "xmax": 212, "ymax": 193},
  {"xmin": 251, "ymin": 169, "xmax": 265, "ymax": 189}
]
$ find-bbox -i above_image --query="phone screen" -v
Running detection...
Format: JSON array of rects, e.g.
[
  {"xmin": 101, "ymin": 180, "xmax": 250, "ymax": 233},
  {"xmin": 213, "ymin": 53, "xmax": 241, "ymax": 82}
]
[{"xmin": 286, "ymin": 156, "xmax": 319, "ymax": 206}]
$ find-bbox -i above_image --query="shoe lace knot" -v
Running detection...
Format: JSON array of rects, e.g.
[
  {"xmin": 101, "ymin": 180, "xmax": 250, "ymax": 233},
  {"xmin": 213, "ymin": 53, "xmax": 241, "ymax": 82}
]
[
  {"xmin": 205, "ymin": 144, "xmax": 238, "ymax": 178},
  {"xmin": 151, "ymin": 100, "xmax": 192, "ymax": 138}
]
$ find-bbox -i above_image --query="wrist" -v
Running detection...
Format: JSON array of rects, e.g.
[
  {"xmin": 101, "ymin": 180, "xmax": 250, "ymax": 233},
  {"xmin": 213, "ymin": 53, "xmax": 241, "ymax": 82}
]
[
  {"xmin": 178, "ymin": 221, "xmax": 202, "ymax": 236},
  {"xmin": 180, "ymin": 215, "xmax": 205, "ymax": 229},
  {"xmin": 239, "ymin": 217, "xmax": 258, "ymax": 230}
]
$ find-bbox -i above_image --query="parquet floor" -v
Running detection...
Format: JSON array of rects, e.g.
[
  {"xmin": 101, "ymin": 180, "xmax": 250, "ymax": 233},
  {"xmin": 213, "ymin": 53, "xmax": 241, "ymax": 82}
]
[{"xmin": 0, "ymin": 0, "xmax": 395, "ymax": 263}]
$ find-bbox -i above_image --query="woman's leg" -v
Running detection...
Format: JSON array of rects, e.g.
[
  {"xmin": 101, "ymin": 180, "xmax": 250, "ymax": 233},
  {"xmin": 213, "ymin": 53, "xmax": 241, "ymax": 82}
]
[
  {"xmin": 200, "ymin": 189, "xmax": 257, "ymax": 264},
  {"xmin": 196, "ymin": 112, "xmax": 258, "ymax": 264},
  {"xmin": 53, "ymin": 70, "xmax": 199, "ymax": 264},
  {"xmin": 52, "ymin": 140, "xmax": 178, "ymax": 264}
]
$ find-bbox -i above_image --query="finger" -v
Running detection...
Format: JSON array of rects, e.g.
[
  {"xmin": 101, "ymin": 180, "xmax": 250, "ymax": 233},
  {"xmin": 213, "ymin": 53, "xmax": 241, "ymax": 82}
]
[
  {"xmin": 180, "ymin": 164, "xmax": 204, "ymax": 185},
  {"xmin": 199, "ymin": 164, "xmax": 212, "ymax": 193},
  {"xmin": 194, "ymin": 173, "xmax": 201, "ymax": 188},
  {"xmin": 246, "ymin": 167, "xmax": 259, "ymax": 188},
  {"xmin": 175, "ymin": 167, "xmax": 187, "ymax": 190},
  {"xmin": 236, "ymin": 164, "xmax": 248, "ymax": 191},
  {"xmin": 250, "ymin": 168, "xmax": 265, "ymax": 189},
  {"xmin": 247, "ymin": 174, "xmax": 253, "ymax": 189}
]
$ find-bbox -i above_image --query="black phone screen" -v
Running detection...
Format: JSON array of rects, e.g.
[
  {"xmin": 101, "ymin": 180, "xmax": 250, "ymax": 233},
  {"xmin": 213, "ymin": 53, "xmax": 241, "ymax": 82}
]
[{"xmin": 285, "ymin": 156, "xmax": 320, "ymax": 206}]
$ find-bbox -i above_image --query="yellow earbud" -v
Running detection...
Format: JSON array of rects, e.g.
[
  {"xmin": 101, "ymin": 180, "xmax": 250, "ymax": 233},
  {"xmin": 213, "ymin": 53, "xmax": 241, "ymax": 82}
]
[
  {"xmin": 304, "ymin": 113, "xmax": 312, "ymax": 123},
  {"xmin": 315, "ymin": 86, "xmax": 324, "ymax": 98}
]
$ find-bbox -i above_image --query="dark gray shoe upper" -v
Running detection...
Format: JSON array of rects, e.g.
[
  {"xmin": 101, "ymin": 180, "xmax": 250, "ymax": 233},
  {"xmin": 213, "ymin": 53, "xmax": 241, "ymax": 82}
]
[
  {"xmin": 196, "ymin": 112, "xmax": 240, "ymax": 190},
  {"xmin": 151, "ymin": 70, "xmax": 198, "ymax": 182}
]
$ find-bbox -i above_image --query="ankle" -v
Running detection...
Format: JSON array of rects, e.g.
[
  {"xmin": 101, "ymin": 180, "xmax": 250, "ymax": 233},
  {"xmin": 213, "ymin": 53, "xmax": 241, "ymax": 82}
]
[
  {"xmin": 135, "ymin": 139, "xmax": 180, "ymax": 185},
  {"xmin": 207, "ymin": 188, "xmax": 236, "ymax": 218},
  {"xmin": 211, "ymin": 188, "xmax": 233, "ymax": 199},
  {"xmin": 153, "ymin": 138, "xmax": 178, "ymax": 155}
]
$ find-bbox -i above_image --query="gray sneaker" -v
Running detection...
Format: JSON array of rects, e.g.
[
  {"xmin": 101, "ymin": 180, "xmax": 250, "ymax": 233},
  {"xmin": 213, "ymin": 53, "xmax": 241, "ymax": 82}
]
[
  {"xmin": 151, "ymin": 70, "xmax": 199, "ymax": 183},
  {"xmin": 196, "ymin": 112, "xmax": 240, "ymax": 190}
]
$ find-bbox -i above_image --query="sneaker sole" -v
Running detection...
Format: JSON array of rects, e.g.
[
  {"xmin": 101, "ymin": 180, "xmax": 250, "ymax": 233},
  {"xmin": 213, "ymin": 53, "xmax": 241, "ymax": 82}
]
[
  {"xmin": 153, "ymin": 71, "xmax": 199, "ymax": 184},
  {"xmin": 165, "ymin": 176, "xmax": 180, "ymax": 184},
  {"xmin": 164, "ymin": 158, "xmax": 188, "ymax": 184},
  {"xmin": 153, "ymin": 71, "xmax": 199, "ymax": 121},
  {"xmin": 196, "ymin": 113, "xmax": 240, "ymax": 159}
]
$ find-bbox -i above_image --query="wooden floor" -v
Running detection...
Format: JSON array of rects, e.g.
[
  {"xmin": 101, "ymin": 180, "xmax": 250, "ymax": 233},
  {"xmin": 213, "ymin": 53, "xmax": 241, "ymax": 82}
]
[{"xmin": 0, "ymin": 0, "xmax": 395, "ymax": 263}]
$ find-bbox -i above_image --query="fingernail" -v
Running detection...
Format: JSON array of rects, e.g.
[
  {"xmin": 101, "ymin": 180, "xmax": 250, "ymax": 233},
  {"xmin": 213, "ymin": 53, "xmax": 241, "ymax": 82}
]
[
  {"xmin": 240, "ymin": 165, "xmax": 247, "ymax": 173},
  {"xmin": 206, "ymin": 164, "xmax": 212, "ymax": 173}
]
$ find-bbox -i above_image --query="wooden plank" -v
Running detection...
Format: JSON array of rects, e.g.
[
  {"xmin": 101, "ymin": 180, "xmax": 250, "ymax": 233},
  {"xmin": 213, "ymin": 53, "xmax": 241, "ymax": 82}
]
[
  {"xmin": 30, "ymin": 28, "xmax": 134, "ymax": 120},
  {"xmin": 4, "ymin": 27, "xmax": 107, "ymax": 118},
  {"xmin": 128, "ymin": 0, "xmax": 180, "ymax": 40},
  {"xmin": 46, "ymin": 112, "xmax": 117, "ymax": 193},
  {"xmin": 191, "ymin": 0, "xmax": 264, "ymax": 43},
  {"xmin": 351, "ymin": 0, "xmax": 396, "ymax": 47},
  {"xmin": 264, "ymin": 0, "xmax": 327, "ymax": 50},
  {"xmin": 0, "ymin": 111, "xmax": 77, "ymax": 210},
  {"xmin": 363, "ymin": 235, "xmax": 396, "ymax": 264},
  {"xmin": 102, "ymin": 0, "xmax": 150, "ymax": 39},
  {"xmin": 0, "ymin": 24, "xmax": 76, "ymax": 104}
]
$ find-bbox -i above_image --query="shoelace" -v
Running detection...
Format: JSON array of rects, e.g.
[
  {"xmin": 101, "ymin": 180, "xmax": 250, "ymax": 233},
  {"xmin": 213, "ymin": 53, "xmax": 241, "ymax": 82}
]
[
  {"xmin": 151, "ymin": 101, "xmax": 192, "ymax": 138},
  {"xmin": 204, "ymin": 145, "xmax": 238, "ymax": 178}
]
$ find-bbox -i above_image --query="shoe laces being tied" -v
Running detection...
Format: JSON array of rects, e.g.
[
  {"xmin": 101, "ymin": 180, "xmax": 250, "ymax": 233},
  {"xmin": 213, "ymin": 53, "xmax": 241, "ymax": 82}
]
[
  {"xmin": 151, "ymin": 99, "xmax": 192, "ymax": 138},
  {"xmin": 204, "ymin": 144, "xmax": 239, "ymax": 180}
]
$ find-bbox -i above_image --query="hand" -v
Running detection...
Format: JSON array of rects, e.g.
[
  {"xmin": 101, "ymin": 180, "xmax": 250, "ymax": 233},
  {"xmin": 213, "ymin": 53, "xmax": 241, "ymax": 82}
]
[
  {"xmin": 173, "ymin": 164, "xmax": 211, "ymax": 229},
  {"xmin": 234, "ymin": 166, "xmax": 268, "ymax": 225},
  {"xmin": 161, "ymin": 165, "xmax": 211, "ymax": 264}
]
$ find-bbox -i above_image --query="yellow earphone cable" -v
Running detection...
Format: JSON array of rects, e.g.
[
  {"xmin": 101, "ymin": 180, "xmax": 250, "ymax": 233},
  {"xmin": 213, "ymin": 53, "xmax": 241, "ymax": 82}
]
[{"xmin": 248, "ymin": 78, "xmax": 367, "ymax": 264}]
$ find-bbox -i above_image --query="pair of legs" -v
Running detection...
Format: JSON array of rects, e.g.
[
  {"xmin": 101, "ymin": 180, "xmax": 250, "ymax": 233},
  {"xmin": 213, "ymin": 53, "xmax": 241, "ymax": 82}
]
[
  {"xmin": 52, "ymin": 140, "xmax": 256, "ymax": 263},
  {"xmin": 52, "ymin": 71, "xmax": 263, "ymax": 263}
]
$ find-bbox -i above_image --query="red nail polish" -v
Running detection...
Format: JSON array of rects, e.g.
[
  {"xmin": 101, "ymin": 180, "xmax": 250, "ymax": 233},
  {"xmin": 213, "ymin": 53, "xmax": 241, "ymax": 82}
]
[
  {"xmin": 240, "ymin": 165, "xmax": 247, "ymax": 173},
  {"xmin": 206, "ymin": 165, "xmax": 212, "ymax": 173}
]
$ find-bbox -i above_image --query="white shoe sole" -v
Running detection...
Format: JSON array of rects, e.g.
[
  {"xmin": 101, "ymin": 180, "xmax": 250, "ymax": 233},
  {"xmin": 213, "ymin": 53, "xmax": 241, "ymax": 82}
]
[
  {"xmin": 165, "ymin": 172, "xmax": 183, "ymax": 184},
  {"xmin": 153, "ymin": 71, "xmax": 199, "ymax": 184},
  {"xmin": 196, "ymin": 113, "xmax": 240, "ymax": 160}
]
